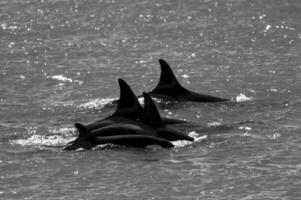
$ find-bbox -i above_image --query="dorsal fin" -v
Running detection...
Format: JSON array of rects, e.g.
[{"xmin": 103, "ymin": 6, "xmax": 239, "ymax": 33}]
[
  {"xmin": 151, "ymin": 59, "xmax": 187, "ymax": 94},
  {"xmin": 143, "ymin": 92, "xmax": 164, "ymax": 128},
  {"xmin": 64, "ymin": 123, "xmax": 94, "ymax": 150},
  {"xmin": 74, "ymin": 123, "xmax": 90, "ymax": 138},
  {"xmin": 112, "ymin": 79, "xmax": 144, "ymax": 120}
]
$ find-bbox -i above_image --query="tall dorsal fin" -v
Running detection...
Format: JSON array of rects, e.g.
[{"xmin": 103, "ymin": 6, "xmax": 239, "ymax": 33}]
[
  {"xmin": 151, "ymin": 59, "xmax": 187, "ymax": 94},
  {"xmin": 142, "ymin": 92, "xmax": 164, "ymax": 128},
  {"xmin": 112, "ymin": 79, "xmax": 144, "ymax": 120},
  {"xmin": 74, "ymin": 123, "xmax": 90, "ymax": 138}
]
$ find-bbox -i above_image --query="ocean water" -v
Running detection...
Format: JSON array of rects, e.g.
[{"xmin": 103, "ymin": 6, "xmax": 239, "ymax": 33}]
[{"xmin": 0, "ymin": 0, "xmax": 301, "ymax": 199}]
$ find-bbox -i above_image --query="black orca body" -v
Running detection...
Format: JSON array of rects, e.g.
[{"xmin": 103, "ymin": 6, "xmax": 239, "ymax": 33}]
[
  {"xmin": 86, "ymin": 111, "xmax": 187, "ymax": 130},
  {"xmin": 64, "ymin": 123, "xmax": 174, "ymax": 150},
  {"xmin": 64, "ymin": 91, "xmax": 193, "ymax": 150},
  {"xmin": 85, "ymin": 79, "xmax": 188, "ymax": 131},
  {"xmin": 94, "ymin": 135, "xmax": 174, "ymax": 148},
  {"xmin": 147, "ymin": 59, "xmax": 228, "ymax": 102},
  {"xmin": 85, "ymin": 79, "xmax": 144, "ymax": 131},
  {"xmin": 142, "ymin": 92, "xmax": 194, "ymax": 142},
  {"xmin": 85, "ymin": 93, "xmax": 194, "ymax": 141},
  {"xmin": 89, "ymin": 123, "xmax": 154, "ymax": 137}
]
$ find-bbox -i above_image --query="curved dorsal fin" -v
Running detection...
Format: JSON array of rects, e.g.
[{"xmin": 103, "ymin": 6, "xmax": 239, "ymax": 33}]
[
  {"xmin": 151, "ymin": 59, "xmax": 187, "ymax": 94},
  {"xmin": 142, "ymin": 92, "xmax": 164, "ymax": 128},
  {"xmin": 74, "ymin": 123, "xmax": 90, "ymax": 138},
  {"xmin": 64, "ymin": 123, "xmax": 94, "ymax": 150},
  {"xmin": 112, "ymin": 79, "xmax": 144, "ymax": 120}
]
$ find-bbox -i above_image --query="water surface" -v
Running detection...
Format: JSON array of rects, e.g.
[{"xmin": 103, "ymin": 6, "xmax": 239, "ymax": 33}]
[{"xmin": 0, "ymin": 0, "xmax": 301, "ymax": 199}]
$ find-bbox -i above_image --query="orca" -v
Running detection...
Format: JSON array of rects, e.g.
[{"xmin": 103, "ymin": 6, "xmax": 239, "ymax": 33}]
[
  {"xmin": 64, "ymin": 92, "xmax": 193, "ymax": 150},
  {"xmin": 147, "ymin": 59, "xmax": 228, "ymax": 102},
  {"xmin": 83, "ymin": 93, "xmax": 193, "ymax": 142},
  {"xmin": 85, "ymin": 79, "xmax": 144, "ymax": 131},
  {"xmin": 64, "ymin": 123, "xmax": 174, "ymax": 150},
  {"xmin": 85, "ymin": 79, "xmax": 188, "ymax": 131},
  {"xmin": 142, "ymin": 92, "xmax": 194, "ymax": 142}
]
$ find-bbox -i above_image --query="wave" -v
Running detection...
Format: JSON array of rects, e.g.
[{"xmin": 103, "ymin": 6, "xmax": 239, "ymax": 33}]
[
  {"xmin": 77, "ymin": 97, "xmax": 116, "ymax": 110},
  {"xmin": 47, "ymin": 75, "xmax": 83, "ymax": 85},
  {"xmin": 9, "ymin": 128, "xmax": 206, "ymax": 150},
  {"xmin": 9, "ymin": 127, "xmax": 76, "ymax": 148},
  {"xmin": 235, "ymin": 93, "xmax": 254, "ymax": 102},
  {"xmin": 172, "ymin": 131, "xmax": 207, "ymax": 148}
]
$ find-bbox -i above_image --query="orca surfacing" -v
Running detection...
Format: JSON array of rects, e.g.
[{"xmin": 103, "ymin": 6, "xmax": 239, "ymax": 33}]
[
  {"xmin": 64, "ymin": 123, "xmax": 174, "ymax": 150},
  {"xmin": 64, "ymin": 80, "xmax": 193, "ymax": 150},
  {"xmin": 147, "ymin": 59, "xmax": 228, "ymax": 102},
  {"xmin": 86, "ymin": 79, "xmax": 188, "ymax": 131},
  {"xmin": 85, "ymin": 79, "xmax": 144, "ymax": 131}
]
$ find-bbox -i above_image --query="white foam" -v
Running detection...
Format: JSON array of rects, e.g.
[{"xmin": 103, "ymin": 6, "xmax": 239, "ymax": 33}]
[
  {"xmin": 172, "ymin": 131, "xmax": 207, "ymax": 148},
  {"xmin": 239, "ymin": 126, "xmax": 252, "ymax": 131},
  {"xmin": 182, "ymin": 74, "xmax": 190, "ymax": 78},
  {"xmin": 50, "ymin": 127, "xmax": 75, "ymax": 135},
  {"xmin": 49, "ymin": 75, "xmax": 73, "ymax": 82},
  {"xmin": 208, "ymin": 121, "xmax": 223, "ymax": 127},
  {"xmin": 138, "ymin": 97, "xmax": 145, "ymax": 105},
  {"xmin": 10, "ymin": 126, "xmax": 207, "ymax": 150},
  {"xmin": 235, "ymin": 93, "xmax": 253, "ymax": 102},
  {"xmin": 47, "ymin": 75, "xmax": 83, "ymax": 85},
  {"xmin": 264, "ymin": 24, "xmax": 272, "ymax": 32},
  {"xmin": 78, "ymin": 97, "xmax": 115, "ymax": 109},
  {"xmin": 267, "ymin": 133, "xmax": 281, "ymax": 139},
  {"xmin": 259, "ymin": 14, "xmax": 266, "ymax": 19},
  {"xmin": 10, "ymin": 127, "xmax": 76, "ymax": 148},
  {"xmin": 10, "ymin": 134, "xmax": 75, "ymax": 147}
]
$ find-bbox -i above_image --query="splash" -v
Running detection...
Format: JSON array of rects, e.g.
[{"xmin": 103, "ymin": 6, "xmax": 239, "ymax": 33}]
[
  {"xmin": 10, "ymin": 127, "xmax": 207, "ymax": 150},
  {"xmin": 235, "ymin": 93, "xmax": 253, "ymax": 102},
  {"xmin": 208, "ymin": 121, "xmax": 223, "ymax": 127},
  {"xmin": 172, "ymin": 131, "xmax": 207, "ymax": 148},
  {"xmin": 264, "ymin": 24, "xmax": 272, "ymax": 33},
  {"xmin": 48, "ymin": 75, "xmax": 73, "ymax": 82},
  {"xmin": 78, "ymin": 97, "xmax": 115, "ymax": 109},
  {"xmin": 182, "ymin": 74, "xmax": 190, "ymax": 78},
  {"xmin": 9, "ymin": 128, "xmax": 76, "ymax": 148},
  {"xmin": 138, "ymin": 96, "xmax": 145, "ymax": 105},
  {"xmin": 47, "ymin": 75, "xmax": 83, "ymax": 85},
  {"xmin": 239, "ymin": 126, "xmax": 252, "ymax": 131},
  {"xmin": 10, "ymin": 134, "xmax": 74, "ymax": 148},
  {"xmin": 14, "ymin": 135, "xmax": 73, "ymax": 147}
]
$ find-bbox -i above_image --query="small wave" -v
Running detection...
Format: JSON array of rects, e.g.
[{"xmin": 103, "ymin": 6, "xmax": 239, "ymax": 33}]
[
  {"xmin": 172, "ymin": 131, "xmax": 207, "ymax": 148},
  {"xmin": 238, "ymin": 126, "xmax": 252, "ymax": 131},
  {"xmin": 266, "ymin": 133, "xmax": 281, "ymax": 139},
  {"xmin": 235, "ymin": 93, "xmax": 254, "ymax": 102},
  {"xmin": 47, "ymin": 75, "xmax": 83, "ymax": 85},
  {"xmin": 49, "ymin": 75, "xmax": 73, "ymax": 83},
  {"xmin": 10, "ymin": 134, "xmax": 74, "ymax": 148},
  {"xmin": 9, "ymin": 127, "xmax": 76, "ymax": 148},
  {"xmin": 182, "ymin": 74, "xmax": 190, "ymax": 78},
  {"xmin": 78, "ymin": 97, "xmax": 116, "ymax": 109},
  {"xmin": 10, "ymin": 127, "xmax": 206, "ymax": 150},
  {"xmin": 207, "ymin": 121, "xmax": 223, "ymax": 127}
]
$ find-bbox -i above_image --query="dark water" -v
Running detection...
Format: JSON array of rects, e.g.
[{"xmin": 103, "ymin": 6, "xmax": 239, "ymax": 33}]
[{"xmin": 1, "ymin": 0, "xmax": 301, "ymax": 199}]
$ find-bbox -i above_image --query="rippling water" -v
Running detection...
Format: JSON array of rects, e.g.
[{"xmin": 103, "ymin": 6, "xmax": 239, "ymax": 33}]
[{"xmin": 1, "ymin": 0, "xmax": 301, "ymax": 199}]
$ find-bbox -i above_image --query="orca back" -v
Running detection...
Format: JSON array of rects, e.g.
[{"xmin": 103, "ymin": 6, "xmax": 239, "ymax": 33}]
[
  {"xmin": 150, "ymin": 59, "xmax": 228, "ymax": 102},
  {"xmin": 142, "ymin": 92, "xmax": 165, "ymax": 128},
  {"xmin": 64, "ymin": 123, "xmax": 95, "ymax": 150},
  {"xmin": 112, "ymin": 79, "xmax": 144, "ymax": 120},
  {"xmin": 150, "ymin": 59, "xmax": 188, "ymax": 96}
]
